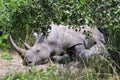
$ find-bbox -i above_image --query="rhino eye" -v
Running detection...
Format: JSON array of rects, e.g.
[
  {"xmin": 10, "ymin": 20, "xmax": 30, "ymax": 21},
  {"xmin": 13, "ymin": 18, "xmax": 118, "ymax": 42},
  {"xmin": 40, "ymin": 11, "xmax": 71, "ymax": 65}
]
[{"xmin": 36, "ymin": 50, "xmax": 40, "ymax": 52}]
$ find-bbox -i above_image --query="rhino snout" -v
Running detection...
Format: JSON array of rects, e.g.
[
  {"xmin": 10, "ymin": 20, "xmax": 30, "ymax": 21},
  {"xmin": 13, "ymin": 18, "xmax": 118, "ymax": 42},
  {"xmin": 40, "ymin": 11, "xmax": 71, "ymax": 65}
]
[
  {"xmin": 23, "ymin": 57, "xmax": 35, "ymax": 66},
  {"xmin": 24, "ymin": 60, "xmax": 34, "ymax": 66},
  {"xmin": 27, "ymin": 60, "xmax": 33, "ymax": 65}
]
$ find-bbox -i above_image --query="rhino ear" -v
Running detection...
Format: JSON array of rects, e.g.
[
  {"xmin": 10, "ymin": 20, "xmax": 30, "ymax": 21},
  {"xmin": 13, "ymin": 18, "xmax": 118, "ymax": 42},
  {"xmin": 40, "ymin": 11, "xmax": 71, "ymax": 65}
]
[
  {"xmin": 35, "ymin": 33, "xmax": 45, "ymax": 43},
  {"xmin": 38, "ymin": 33, "xmax": 45, "ymax": 43},
  {"xmin": 33, "ymin": 32, "xmax": 38, "ymax": 40}
]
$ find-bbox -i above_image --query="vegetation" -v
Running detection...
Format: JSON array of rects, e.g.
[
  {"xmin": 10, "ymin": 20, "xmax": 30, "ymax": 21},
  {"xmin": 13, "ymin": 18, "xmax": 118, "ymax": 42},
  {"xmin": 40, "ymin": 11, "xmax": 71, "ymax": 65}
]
[
  {"xmin": 0, "ymin": 0, "xmax": 120, "ymax": 79},
  {"xmin": 0, "ymin": 52, "xmax": 13, "ymax": 60},
  {"xmin": 2, "ymin": 55, "xmax": 120, "ymax": 80}
]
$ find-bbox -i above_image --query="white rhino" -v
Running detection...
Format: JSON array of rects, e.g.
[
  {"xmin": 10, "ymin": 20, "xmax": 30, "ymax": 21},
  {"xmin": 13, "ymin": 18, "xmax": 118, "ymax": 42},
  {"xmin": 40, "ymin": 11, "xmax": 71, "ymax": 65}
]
[{"xmin": 10, "ymin": 23, "xmax": 109, "ymax": 66}]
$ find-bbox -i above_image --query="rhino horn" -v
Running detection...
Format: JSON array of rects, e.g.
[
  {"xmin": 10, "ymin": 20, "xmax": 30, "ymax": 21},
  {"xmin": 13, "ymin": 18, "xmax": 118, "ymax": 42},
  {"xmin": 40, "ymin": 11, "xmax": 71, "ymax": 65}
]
[
  {"xmin": 9, "ymin": 35, "xmax": 26, "ymax": 58},
  {"xmin": 24, "ymin": 42, "xmax": 31, "ymax": 50}
]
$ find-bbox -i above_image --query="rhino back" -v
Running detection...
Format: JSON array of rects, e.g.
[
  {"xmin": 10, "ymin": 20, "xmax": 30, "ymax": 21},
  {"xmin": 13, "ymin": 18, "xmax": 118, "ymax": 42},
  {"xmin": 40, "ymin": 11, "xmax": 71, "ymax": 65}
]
[{"xmin": 45, "ymin": 24, "xmax": 105, "ymax": 51}]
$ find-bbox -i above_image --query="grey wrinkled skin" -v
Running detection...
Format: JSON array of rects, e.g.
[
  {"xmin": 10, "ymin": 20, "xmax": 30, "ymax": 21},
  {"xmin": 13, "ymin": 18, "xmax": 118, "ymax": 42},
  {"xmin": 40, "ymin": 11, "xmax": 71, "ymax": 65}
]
[{"xmin": 10, "ymin": 23, "xmax": 109, "ymax": 66}]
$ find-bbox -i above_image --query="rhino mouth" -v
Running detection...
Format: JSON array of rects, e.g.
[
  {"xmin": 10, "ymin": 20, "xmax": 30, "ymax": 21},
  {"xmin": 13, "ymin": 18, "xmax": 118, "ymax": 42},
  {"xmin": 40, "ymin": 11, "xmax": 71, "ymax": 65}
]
[
  {"xmin": 23, "ymin": 61, "xmax": 34, "ymax": 66},
  {"xmin": 23, "ymin": 58, "xmax": 49, "ymax": 66},
  {"xmin": 35, "ymin": 59, "xmax": 50, "ymax": 65}
]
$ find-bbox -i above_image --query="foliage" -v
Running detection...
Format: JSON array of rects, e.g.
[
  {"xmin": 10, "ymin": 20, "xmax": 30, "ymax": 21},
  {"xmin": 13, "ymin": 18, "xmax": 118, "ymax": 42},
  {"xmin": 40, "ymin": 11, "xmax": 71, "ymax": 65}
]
[
  {"xmin": 2, "ymin": 55, "xmax": 120, "ymax": 80},
  {"xmin": 2, "ymin": 0, "xmax": 119, "ymax": 66},
  {"xmin": 3, "ymin": 65, "xmax": 59, "ymax": 80},
  {"xmin": 0, "ymin": 52, "xmax": 13, "ymax": 60},
  {"xmin": 0, "ymin": 0, "xmax": 119, "ymax": 50},
  {"xmin": 0, "ymin": 0, "xmax": 31, "ymax": 49},
  {"xmin": 0, "ymin": 33, "xmax": 10, "ymax": 49}
]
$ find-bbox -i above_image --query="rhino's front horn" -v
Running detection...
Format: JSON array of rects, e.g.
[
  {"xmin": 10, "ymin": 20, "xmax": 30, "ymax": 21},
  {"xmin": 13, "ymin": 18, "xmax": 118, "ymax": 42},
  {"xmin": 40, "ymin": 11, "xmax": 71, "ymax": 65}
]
[{"xmin": 9, "ymin": 35, "xmax": 26, "ymax": 58}]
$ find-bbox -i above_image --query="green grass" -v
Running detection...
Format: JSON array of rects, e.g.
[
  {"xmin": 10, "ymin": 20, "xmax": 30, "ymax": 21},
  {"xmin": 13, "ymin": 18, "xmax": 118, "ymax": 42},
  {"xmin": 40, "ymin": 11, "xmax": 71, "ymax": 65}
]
[
  {"xmin": 2, "ymin": 55, "xmax": 120, "ymax": 80},
  {"xmin": 0, "ymin": 52, "xmax": 13, "ymax": 60},
  {"xmin": 3, "ymin": 65, "xmax": 59, "ymax": 80}
]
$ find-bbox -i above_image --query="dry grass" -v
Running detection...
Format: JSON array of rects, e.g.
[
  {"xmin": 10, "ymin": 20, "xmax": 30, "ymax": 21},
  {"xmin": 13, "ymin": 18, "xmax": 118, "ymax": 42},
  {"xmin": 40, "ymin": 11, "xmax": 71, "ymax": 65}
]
[{"xmin": 0, "ymin": 51, "xmax": 120, "ymax": 80}]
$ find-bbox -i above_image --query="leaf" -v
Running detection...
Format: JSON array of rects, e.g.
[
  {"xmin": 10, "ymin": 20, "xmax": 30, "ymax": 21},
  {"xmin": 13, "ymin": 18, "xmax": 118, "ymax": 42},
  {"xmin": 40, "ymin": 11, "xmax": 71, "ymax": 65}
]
[
  {"xmin": 1, "ymin": 52, "xmax": 13, "ymax": 60},
  {"xmin": 0, "ymin": 0, "xmax": 3, "ymax": 6}
]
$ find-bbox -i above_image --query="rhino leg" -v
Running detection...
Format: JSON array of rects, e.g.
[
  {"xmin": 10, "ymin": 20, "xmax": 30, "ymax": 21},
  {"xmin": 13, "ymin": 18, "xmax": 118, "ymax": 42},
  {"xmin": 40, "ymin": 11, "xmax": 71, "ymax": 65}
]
[
  {"xmin": 68, "ymin": 43, "xmax": 109, "ymax": 66},
  {"xmin": 51, "ymin": 54, "xmax": 71, "ymax": 63},
  {"xmin": 79, "ymin": 43, "xmax": 109, "ymax": 58},
  {"xmin": 51, "ymin": 43, "xmax": 109, "ymax": 64}
]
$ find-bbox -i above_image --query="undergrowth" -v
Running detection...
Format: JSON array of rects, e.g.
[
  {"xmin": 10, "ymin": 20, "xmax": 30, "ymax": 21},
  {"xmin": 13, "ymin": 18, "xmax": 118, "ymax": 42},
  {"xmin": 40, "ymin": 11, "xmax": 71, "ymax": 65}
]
[{"xmin": 2, "ymin": 55, "xmax": 120, "ymax": 80}]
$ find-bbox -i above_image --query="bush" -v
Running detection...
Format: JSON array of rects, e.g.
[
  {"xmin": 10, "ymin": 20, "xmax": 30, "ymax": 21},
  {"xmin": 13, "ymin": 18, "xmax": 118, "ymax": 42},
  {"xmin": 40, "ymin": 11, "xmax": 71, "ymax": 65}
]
[{"xmin": 0, "ymin": 0, "xmax": 119, "ymax": 50}]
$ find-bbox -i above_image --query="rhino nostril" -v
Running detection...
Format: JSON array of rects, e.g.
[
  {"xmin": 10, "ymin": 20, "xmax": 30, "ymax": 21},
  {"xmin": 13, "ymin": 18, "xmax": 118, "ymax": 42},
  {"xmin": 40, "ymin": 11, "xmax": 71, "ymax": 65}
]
[{"xmin": 28, "ymin": 61, "xmax": 32, "ymax": 64}]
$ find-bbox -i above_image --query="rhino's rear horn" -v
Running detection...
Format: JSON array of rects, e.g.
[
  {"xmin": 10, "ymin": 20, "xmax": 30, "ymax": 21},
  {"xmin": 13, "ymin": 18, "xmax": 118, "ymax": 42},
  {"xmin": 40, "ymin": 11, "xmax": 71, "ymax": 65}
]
[
  {"xmin": 9, "ymin": 35, "xmax": 26, "ymax": 58},
  {"xmin": 24, "ymin": 42, "xmax": 31, "ymax": 50}
]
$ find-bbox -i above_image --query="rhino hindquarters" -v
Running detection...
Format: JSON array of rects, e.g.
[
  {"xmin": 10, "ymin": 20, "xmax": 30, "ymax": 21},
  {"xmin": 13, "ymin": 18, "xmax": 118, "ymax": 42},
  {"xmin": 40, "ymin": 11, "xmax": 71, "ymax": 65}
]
[{"xmin": 80, "ymin": 43, "xmax": 109, "ymax": 58}]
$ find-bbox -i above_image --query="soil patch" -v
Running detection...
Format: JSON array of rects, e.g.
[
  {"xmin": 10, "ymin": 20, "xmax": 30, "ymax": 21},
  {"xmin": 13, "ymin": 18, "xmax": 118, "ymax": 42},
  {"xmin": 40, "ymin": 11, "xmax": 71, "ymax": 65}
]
[{"xmin": 0, "ymin": 52, "xmax": 49, "ymax": 79}]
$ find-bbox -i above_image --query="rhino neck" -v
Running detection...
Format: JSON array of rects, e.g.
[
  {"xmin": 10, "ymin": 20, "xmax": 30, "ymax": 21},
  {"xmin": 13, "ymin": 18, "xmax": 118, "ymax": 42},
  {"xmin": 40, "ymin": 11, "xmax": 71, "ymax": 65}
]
[
  {"xmin": 41, "ymin": 42, "xmax": 55, "ymax": 56},
  {"xmin": 46, "ymin": 41, "xmax": 64, "ymax": 55}
]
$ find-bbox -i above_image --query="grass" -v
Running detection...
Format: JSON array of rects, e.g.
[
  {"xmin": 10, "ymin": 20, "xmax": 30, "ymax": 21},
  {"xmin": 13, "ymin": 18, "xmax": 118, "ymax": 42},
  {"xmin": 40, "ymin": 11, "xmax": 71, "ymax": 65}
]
[
  {"xmin": 0, "ymin": 52, "xmax": 13, "ymax": 60},
  {"xmin": 2, "ymin": 55, "xmax": 120, "ymax": 80}
]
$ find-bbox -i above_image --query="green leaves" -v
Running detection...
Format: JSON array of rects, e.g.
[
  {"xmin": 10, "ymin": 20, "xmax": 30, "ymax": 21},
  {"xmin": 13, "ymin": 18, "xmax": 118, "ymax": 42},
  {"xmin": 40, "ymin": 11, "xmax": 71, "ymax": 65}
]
[
  {"xmin": 0, "ymin": 33, "xmax": 10, "ymax": 49},
  {"xmin": 0, "ymin": 52, "xmax": 13, "ymax": 60},
  {"xmin": 0, "ymin": 0, "xmax": 3, "ymax": 6},
  {"xmin": 0, "ymin": 0, "xmax": 120, "ymax": 52},
  {"xmin": 3, "ymin": 65, "xmax": 59, "ymax": 80}
]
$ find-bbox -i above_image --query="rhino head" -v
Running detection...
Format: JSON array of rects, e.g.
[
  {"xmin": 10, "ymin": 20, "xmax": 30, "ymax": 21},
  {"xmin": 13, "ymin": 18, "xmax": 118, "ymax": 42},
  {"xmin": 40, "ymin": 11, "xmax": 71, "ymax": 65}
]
[{"xmin": 9, "ymin": 33, "xmax": 51, "ymax": 66}]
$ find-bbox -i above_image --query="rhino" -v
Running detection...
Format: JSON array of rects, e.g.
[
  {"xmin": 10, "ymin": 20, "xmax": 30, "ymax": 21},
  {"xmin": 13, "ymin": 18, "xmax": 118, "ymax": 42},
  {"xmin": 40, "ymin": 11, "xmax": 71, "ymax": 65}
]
[{"xmin": 10, "ymin": 23, "xmax": 109, "ymax": 66}]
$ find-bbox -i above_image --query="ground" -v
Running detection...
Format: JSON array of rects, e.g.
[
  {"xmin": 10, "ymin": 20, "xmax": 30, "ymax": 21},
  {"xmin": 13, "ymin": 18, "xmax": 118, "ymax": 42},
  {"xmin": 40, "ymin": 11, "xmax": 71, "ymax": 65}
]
[
  {"xmin": 1, "ymin": 52, "xmax": 117, "ymax": 80},
  {"xmin": 0, "ymin": 52, "xmax": 50, "ymax": 79},
  {"xmin": 0, "ymin": 51, "xmax": 79, "ymax": 79}
]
